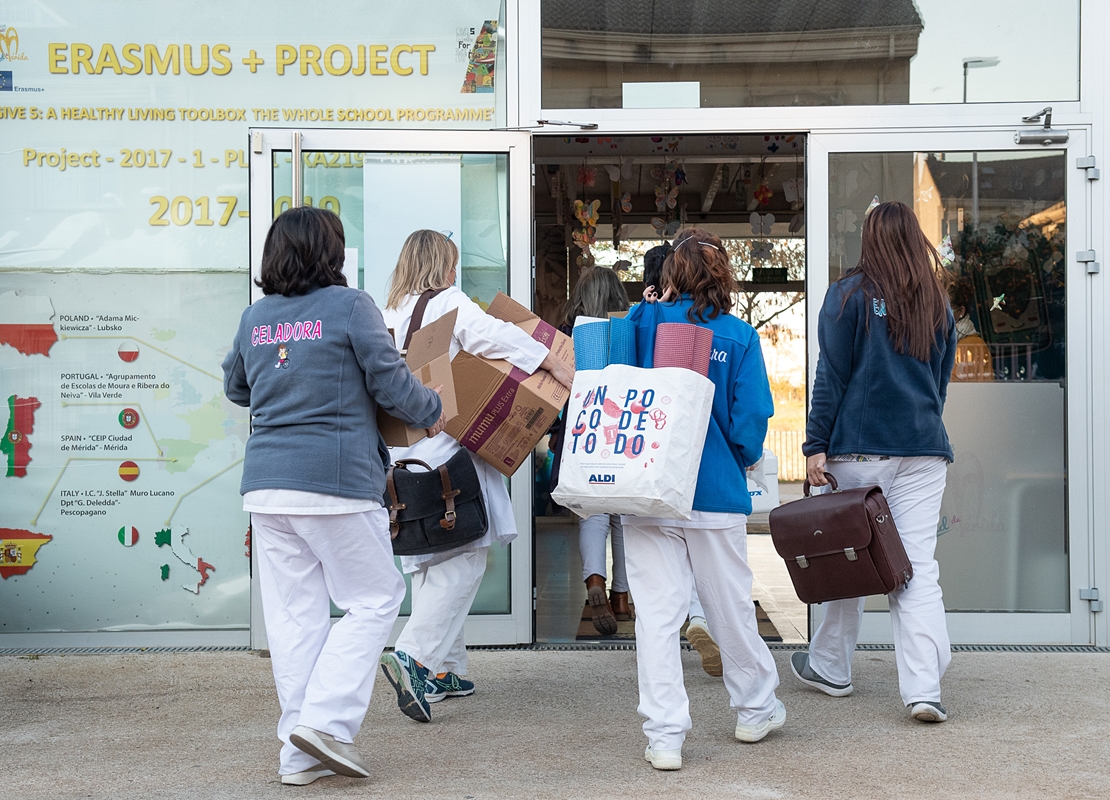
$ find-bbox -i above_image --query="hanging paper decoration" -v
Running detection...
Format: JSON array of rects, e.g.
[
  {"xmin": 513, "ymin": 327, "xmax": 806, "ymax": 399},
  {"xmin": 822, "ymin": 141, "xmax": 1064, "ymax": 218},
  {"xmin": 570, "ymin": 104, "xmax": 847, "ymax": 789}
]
[
  {"xmin": 782, "ymin": 177, "xmax": 802, "ymax": 204},
  {"xmin": 866, "ymin": 195, "xmax": 881, "ymax": 215},
  {"xmin": 573, "ymin": 198, "xmax": 600, "ymax": 264},
  {"xmin": 751, "ymin": 241, "xmax": 775, "ymax": 262},
  {"xmin": 655, "ymin": 184, "xmax": 678, "ymax": 212},
  {"xmin": 460, "ymin": 21, "xmax": 497, "ymax": 94},
  {"xmin": 674, "ymin": 164, "xmax": 687, "ymax": 185},
  {"xmin": 574, "ymin": 199, "xmax": 600, "ymax": 227},
  {"xmin": 754, "ymin": 182, "xmax": 773, "ymax": 205},
  {"xmin": 750, "ymin": 213, "xmax": 774, "ymax": 236},
  {"xmin": 936, "ymin": 235, "xmax": 955, "ymax": 267},
  {"xmin": 578, "ymin": 166, "xmax": 597, "ymax": 187},
  {"xmin": 621, "ymin": 192, "xmax": 632, "ymax": 213},
  {"xmin": 603, "ymin": 165, "xmax": 621, "ymax": 183}
]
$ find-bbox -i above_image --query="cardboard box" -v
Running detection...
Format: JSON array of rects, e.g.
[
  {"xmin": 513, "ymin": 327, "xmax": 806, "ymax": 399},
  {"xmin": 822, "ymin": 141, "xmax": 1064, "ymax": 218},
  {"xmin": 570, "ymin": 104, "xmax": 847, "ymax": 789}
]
[
  {"xmin": 445, "ymin": 293, "xmax": 574, "ymax": 477},
  {"xmin": 377, "ymin": 308, "xmax": 458, "ymax": 448}
]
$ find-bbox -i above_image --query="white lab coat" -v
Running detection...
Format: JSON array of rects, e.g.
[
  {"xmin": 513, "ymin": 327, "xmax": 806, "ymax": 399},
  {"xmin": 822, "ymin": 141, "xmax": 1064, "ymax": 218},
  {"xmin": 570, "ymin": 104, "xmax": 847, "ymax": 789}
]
[{"xmin": 380, "ymin": 287, "xmax": 548, "ymax": 572}]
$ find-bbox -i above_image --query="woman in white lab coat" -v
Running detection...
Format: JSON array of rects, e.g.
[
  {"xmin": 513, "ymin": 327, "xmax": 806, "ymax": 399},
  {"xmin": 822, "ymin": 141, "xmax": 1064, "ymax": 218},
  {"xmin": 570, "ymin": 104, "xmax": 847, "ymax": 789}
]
[{"xmin": 378, "ymin": 229, "xmax": 574, "ymax": 723}]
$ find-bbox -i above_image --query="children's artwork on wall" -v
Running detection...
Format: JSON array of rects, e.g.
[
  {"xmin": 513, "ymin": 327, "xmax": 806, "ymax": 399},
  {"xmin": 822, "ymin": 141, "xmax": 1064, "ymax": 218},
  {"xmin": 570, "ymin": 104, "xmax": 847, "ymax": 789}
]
[{"xmin": 460, "ymin": 20, "xmax": 498, "ymax": 94}]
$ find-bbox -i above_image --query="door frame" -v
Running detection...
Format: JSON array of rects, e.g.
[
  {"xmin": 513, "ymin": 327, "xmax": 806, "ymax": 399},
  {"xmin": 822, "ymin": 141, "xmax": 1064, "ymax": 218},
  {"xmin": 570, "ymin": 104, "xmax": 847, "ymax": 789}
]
[
  {"xmin": 807, "ymin": 126, "xmax": 1096, "ymax": 645},
  {"xmin": 247, "ymin": 127, "xmax": 535, "ymax": 649}
]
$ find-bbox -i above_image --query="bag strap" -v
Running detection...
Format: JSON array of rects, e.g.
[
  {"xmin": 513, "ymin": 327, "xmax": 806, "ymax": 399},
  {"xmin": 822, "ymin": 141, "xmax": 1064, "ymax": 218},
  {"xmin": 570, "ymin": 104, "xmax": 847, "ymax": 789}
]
[
  {"xmin": 802, "ymin": 472, "xmax": 839, "ymax": 497},
  {"xmin": 438, "ymin": 463, "xmax": 462, "ymax": 530},
  {"xmin": 385, "ymin": 465, "xmax": 405, "ymax": 539},
  {"xmin": 403, "ymin": 288, "xmax": 448, "ymax": 351}
]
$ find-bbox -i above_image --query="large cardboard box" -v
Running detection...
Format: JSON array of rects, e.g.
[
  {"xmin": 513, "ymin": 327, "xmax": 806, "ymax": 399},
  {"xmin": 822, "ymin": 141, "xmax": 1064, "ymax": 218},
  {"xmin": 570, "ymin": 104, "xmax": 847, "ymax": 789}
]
[
  {"xmin": 445, "ymin": 293, "xmax": 574, "ymax": 476},
  {"xmin": 377, "ymin": 308, "xmax": 458, "ymax": 447}
]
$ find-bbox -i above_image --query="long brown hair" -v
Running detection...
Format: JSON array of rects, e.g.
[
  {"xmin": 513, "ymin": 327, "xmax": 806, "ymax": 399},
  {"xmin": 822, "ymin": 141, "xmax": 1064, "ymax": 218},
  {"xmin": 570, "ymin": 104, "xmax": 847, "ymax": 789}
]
[
  {"xmin": 844, "ymin": 201, "xmax": 951, "ymax": 361},
  {"xmin": 385, "ymin": 230, "xmax": 458, "ymax": 310},
  {"xmin": 564, "ymin": 267, "xmax": 630, "ymax": 326},
  {"xmin": 662, "ymin": 227, "xmax": 733, "ymax": 323}
]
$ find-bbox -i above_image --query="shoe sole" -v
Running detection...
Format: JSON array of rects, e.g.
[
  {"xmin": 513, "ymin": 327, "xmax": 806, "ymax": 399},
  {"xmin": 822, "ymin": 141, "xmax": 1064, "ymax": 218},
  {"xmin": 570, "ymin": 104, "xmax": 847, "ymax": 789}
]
[
  {"xmin": 735, "ymin": 704, "xmax": 786, "ymax": 743},
  {"xmin": 910, "ymin": 703, "xmax": 948, "ymax": 723},
  {"xmin": 685, "ymin": 626, "xmax": 723, "ymax": 677},
  {"xmin": 587, "ymin": 585, "xmax": 618, "ymax": 635},
  {"xmin": 379, "ymin": 654, "xmax": 431, "ymax": 723},
  {"xmin": 280, "ymin": 768, "xmax": 336, "ymax": 786},
  {"xmin": 287, "ymin": 730, "xmax": 369, "ymax": 779},
  {"xmin": 425, "ymin": 688, "xmax": 474, "ymax": 704},
  {"xmin": 790, "ymin": 654, "xmax": 853, "ymax": 697}
]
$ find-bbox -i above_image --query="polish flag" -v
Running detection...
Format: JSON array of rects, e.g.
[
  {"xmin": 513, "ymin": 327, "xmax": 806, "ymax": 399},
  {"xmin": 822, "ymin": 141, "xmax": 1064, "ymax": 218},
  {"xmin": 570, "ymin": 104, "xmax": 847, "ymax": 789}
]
[
  {"xmin": 0, "ymin": 291, "xmax": 57, "ymax": 357},
  {"xmin": 117, "ymin": 341, "xmax": 139, "ymax": 362}
]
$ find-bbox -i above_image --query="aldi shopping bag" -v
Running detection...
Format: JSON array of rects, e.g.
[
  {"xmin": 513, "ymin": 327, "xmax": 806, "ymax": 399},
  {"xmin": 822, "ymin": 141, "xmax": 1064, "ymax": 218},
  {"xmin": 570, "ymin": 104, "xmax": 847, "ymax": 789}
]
[{"xmin": 552, "ymin": 364, "xmax": 715, "ymax": 519}]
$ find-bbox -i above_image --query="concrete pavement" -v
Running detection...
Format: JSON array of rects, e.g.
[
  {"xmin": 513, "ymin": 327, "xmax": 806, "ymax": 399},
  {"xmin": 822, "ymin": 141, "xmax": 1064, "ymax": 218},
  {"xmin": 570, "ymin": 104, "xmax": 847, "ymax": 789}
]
[{"xmin": 3, "ymin": 647, "xmax": 1108, "ymax": 799}]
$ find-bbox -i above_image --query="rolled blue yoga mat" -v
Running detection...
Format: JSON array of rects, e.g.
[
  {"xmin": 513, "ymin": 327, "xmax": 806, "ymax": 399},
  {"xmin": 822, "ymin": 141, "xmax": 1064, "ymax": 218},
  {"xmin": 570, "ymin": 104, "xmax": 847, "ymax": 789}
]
[
  {"xmin": 573, "ymin": 318, "xmax": 610, "ymax": 371},
  {"xmin": 607, "ymin": 316, "xmax": 637, "ymax": 366}
]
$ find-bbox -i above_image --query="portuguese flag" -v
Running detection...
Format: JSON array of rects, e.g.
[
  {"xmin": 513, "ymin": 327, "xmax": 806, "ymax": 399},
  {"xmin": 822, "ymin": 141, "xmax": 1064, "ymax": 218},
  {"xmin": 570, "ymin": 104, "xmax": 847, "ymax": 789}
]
[
  {"xmin": 0, "ymin": 528, "xmax": 53, "ymax": 578},
  {"xmin": 2, "ymin": 394, "xmax": 40, "ymax": 477}
]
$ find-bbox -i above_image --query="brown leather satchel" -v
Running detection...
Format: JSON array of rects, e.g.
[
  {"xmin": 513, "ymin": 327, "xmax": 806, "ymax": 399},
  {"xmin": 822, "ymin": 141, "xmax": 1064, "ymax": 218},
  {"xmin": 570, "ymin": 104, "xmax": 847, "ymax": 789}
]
[
  {"xmin": 383, "ymin": 450, "xmax": 487, "ymax": 556},
  {"xmin": 768, "ymin": 473, "xmax": 913, "ymax": 604}
]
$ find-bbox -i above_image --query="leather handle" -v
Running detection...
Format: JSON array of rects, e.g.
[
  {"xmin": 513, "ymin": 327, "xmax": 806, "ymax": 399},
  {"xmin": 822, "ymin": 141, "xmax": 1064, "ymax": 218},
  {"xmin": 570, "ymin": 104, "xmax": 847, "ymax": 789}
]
[
  {"xmin": 385, "ymin": 466, "xmax": 406, "ymax": 539},
  {"xmin": 402, "ymin": 287, "xmax": 448, "ymax": 351},
  {"xmin": 394, "ymin": 458, "xmax": 434, "ymax": 473},
  {"xmin": 803, "ymin": 472, "xmax": 839, "ymax": 497},
  {"xmin": 438, "ymin": 463, "xmax": 462, "ymax": 529}
]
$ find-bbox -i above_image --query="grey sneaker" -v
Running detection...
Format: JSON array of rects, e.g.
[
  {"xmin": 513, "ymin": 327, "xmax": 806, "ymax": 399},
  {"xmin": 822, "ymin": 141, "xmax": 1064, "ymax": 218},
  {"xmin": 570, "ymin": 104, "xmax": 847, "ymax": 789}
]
[
  {"xmin": 909, "ymin": 701, "xmax": 948, "ymax": 722},
  {"xmin": 735, "ymin": 698, "xmax": 786, "ymax": 743},
  {"xmin": 790, "ymin": 652, "xmax": 853, "ymax": 697},
  {"xmin": 288, "ymin": 726, "xmax": 370, "ymax": 779},
  {"xmin": 280, "ymin": 766, "xmax": 336, "ymax": 786}
]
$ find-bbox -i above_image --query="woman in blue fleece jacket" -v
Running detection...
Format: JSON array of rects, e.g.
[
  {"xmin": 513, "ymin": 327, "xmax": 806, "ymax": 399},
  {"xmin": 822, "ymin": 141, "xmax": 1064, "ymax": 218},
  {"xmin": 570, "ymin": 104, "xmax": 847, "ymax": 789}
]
[
  {"xmin": 624, "ymin": 227, "xmax": 783, "ymax": 771},
  {"xmin": 794, "ymin": 201, "xmax": 956, "ymax": 724},
  {"xmin": 222, "ymin": 208, "xmax": 444, "ymax": 786}
]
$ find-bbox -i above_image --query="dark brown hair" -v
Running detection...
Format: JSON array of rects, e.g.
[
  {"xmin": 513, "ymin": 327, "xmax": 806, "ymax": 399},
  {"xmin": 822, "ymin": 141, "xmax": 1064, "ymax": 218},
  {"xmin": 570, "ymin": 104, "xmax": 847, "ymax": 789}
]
[
  {"xmin": 843, "ymin": 201, "xmax": 951, "ymax": 361},
  {"xmin": 563, "ymin": 266, "xmax": 630, "ymax": 326},
  {"xmin": 258, "ymin": 207, "xmax": 348, "ymax": 296},
  {"xmin": 662, "ymin": 227, "xmax": 733, "ymax": 323}
]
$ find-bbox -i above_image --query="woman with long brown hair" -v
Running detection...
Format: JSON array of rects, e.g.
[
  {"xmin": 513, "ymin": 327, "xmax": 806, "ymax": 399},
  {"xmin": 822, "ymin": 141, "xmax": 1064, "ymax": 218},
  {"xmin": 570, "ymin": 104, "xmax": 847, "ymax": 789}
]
[
  {"xmin": 797, "ymin": 201, "xmax": 956, "ymax": 723},
  {"xmin": 626, "ymin": 227, "xmax": 782, "ymax": 770}
]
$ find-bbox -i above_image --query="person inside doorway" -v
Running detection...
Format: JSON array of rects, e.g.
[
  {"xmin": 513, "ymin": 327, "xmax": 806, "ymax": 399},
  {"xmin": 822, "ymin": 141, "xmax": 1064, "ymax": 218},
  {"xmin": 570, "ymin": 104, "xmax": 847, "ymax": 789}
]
[{"xmin": 223, "ymin": 207, "xmax": 445, "ymax": 785}]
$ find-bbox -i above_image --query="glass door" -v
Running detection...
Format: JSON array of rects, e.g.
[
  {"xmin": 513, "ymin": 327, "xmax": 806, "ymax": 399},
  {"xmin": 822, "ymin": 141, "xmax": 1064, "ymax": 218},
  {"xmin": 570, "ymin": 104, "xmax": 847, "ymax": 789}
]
[
  {"xmin": 247, "ymin": 128, "xmax": 534, "ymax": 647},
  {"xmin": 807, "ymin": 127, "xmax": 1095, "ymax": 645}
]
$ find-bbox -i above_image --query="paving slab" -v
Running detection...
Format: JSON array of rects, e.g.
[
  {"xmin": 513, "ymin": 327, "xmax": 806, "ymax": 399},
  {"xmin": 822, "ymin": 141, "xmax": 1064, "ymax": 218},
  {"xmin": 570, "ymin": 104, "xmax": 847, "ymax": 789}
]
[{"xmin": 2, "ymin": 649, "xmax": 1108, "ymax": 799}]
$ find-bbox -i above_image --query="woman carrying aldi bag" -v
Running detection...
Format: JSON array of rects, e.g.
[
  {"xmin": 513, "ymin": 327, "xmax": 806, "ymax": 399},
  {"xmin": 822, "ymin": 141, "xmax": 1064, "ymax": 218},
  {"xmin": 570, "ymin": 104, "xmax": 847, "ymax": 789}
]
[{"xmin": 624, "ymin": 227, "xmax": 783, "ymax": 771}]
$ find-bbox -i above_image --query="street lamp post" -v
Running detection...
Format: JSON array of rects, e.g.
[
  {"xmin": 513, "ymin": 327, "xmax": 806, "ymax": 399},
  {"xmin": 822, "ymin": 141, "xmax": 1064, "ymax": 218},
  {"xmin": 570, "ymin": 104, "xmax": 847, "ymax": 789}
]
[{"xmin": 962, "ymin": 57, "xmax": 1000, "ymax": 228}]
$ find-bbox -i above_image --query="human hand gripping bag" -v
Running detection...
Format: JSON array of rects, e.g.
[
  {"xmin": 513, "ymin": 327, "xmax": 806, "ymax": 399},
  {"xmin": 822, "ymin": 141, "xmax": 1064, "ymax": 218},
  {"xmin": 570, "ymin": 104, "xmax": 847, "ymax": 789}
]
[{"xmin": 551, "ymin": 364, "xmax": 715, "ymax": 519}]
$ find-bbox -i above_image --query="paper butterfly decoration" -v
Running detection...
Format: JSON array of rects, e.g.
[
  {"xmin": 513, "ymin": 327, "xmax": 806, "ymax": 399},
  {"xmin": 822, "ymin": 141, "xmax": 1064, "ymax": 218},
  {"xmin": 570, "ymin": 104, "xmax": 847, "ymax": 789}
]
[
  {"xmin": 936, "ymin": 235, "xmax": 955, "ymax": 268},
  {"xmin": 620, "ymin": 192, "xmax": 632, "ymax": 213},
  {"xmin": 782, "ymin": 177, "xmax": 802, "ymax": 204},
  {"xmin": 655, "ymin": 184, "xmax": 678, "ymax": 212},
  {"xmin": 674, "ymin": 165, "xmax": 687, "ymax": 185},
  {"xmin": 749, "ymin": 212, "xmax": 775, "ymax": 236},
  {"xmin": 866, "ymin": 196, "xmax": 880, "ymax": 215},
  {"xmin": 651, "ymin": 217, "xmax": 681, "ymax": 237},
  {"xmin": 753, "ymin": 183, "xmax": 773, "ymax": 205},
  {"xmin": 577, "ymin": 166, "xmax": 597, "ymax": 187},
  {"xmin": 572, "ymin": 228, "xmax": 595, "ymax": 251},
  {"xmin": 574, "ymin": 199, "xmax": 600, "ymax": 227},
  {"xmin": 750, "ymin": 241, "xmax": 775, "ymax": 261},
  {"xmin": 991, "ymin": 293, "xmax": 1006, "ymax": 312},
  {"xmin": 604, "ymin": 165, "xmax": 621, "ymax": 183},
  {"xmin": 621, "ymin": 158, "xmax": 633, "ymax": 180},
  {"xmin": 650, "ymin": 163, "xmax": 676, "ymax": 182}
]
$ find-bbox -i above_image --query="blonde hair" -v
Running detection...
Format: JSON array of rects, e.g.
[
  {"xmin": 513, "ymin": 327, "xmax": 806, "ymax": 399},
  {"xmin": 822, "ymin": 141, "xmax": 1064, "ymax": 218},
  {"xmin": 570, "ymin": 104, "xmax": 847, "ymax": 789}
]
[{"xmin": 385, "ymin": 230, "xmax": 458, "ymax": 309}]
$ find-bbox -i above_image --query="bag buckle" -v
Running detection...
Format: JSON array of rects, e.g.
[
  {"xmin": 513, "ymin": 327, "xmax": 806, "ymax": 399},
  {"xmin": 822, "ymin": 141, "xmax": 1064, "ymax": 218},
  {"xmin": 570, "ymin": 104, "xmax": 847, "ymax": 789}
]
[
  {"xmin": 844, "ymin": 547, "xmax": 858, "ymax": 562},
  {"xmin": 795, "ymin": 555, "xmax": 809, "ymax": 569},
  {"xmin": 440, "ymin": 509, "xmax": 457, "ymax": 530}
]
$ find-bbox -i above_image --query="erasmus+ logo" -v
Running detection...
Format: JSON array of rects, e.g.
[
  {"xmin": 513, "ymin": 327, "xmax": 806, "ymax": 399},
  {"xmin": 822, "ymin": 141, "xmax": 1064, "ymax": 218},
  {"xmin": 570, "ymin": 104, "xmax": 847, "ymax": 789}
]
[{"xmin": 0, "ymin": 26, "xmax": 28, "ymax": 64}]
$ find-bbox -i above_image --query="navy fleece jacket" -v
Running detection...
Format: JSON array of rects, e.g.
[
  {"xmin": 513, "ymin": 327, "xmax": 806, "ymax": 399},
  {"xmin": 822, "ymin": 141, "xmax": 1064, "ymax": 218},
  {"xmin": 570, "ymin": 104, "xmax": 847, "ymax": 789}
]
[
  {"xmin": 222, "ymin": 285, "xmax": 442, "ymax": 500},
  {"xmin": 628, "ymin": 297, "xmax": 773, "ymax": 515},
  {"xmin": 804, "ymin": 273, "xmax": 956, "ymax": 461}
]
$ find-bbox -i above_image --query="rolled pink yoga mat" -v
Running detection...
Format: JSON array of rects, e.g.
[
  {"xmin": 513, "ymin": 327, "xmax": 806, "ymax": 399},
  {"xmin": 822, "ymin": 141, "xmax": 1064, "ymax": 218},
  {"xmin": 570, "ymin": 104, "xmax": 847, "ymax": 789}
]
[{"xmin": 653, "ymin": 323, "xmax": 714, "ymax": 376}]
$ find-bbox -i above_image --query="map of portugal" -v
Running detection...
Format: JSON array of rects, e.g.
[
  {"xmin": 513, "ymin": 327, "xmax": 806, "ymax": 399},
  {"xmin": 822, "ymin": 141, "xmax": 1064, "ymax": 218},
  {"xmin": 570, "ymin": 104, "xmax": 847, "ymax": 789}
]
[
  {"xmin": 0, "ymin": 291, "xmax": 58, "ymax": 356},
  {"xmin": 2, "ymin": 395, "xmax": 40, "ymax": 477},
  {"xmin": 0, "ymin": 529, "xmax": 53, "ymax": 578}
]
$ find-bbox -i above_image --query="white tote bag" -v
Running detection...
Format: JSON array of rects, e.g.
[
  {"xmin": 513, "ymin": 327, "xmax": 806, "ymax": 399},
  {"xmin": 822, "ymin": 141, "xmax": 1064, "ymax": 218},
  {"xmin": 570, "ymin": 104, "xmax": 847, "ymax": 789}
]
[{"xmin": 552, "ymin": 365, "xmax": 715, "ymax": 519}]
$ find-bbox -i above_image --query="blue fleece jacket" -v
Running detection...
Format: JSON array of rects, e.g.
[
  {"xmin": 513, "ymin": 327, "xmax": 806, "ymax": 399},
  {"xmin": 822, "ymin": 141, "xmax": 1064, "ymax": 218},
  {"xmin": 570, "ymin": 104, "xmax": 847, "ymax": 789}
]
[
  {"xmin": 804, "ymin": 273, "xmax": 956, "ymax": 461},
  {"xmin": 222, "ymin": 285, "xmax": 442, "ymax": 500},
  {"xmin": 627, "ymin": 297, "xmax": 773, "ymax": 515}
]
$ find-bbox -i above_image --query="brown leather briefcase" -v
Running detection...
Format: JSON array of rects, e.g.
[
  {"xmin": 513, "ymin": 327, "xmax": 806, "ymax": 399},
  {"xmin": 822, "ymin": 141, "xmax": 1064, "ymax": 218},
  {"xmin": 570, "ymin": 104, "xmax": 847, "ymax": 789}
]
[{"xmin": 768, "ymin": 473, "xmax": 913, "ymax": 604}]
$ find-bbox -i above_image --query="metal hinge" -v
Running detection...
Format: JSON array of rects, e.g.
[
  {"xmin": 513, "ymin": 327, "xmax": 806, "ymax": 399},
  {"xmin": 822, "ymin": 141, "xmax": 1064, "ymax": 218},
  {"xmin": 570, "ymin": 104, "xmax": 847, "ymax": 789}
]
[
  {"xmin": 533, "ymin": 586, "xmax": 537, "ymax": 610},
  {"xmin": 1080, "ymin": 588, "xmax": 1103, "ymax": 613},
  {"xmin": 531, "ymin": 163, "xmax": 536, "ymax": 187},
  {"xmin": 1077, "ymin": 156, "xmax": 1100, "ymax": 180},
  {"xmin": 1077, "ymin": 250, "xmax": 1100, "ymax": 275},
  {"xmin": 795, "ymin": 555, "xmax": 809, "ymax": 569}
]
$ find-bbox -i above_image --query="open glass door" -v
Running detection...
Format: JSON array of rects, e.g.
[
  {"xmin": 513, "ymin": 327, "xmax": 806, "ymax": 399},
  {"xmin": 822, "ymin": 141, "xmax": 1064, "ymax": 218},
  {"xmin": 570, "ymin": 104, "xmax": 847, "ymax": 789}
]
[
  {"xmin": 807, "ymin": 126, "xmax": 1095, "ymax": 645},
  {"xmin": 248, "ymin": 128, "xmax": 534, "ymax": 647}
]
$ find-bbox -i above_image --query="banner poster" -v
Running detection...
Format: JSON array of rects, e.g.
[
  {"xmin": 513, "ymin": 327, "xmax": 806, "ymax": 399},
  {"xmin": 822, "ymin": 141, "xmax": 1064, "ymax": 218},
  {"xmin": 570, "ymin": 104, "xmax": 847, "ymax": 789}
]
[{"xmin": 0, "ymin": 1, "xmax": 501, "ymax": 634}]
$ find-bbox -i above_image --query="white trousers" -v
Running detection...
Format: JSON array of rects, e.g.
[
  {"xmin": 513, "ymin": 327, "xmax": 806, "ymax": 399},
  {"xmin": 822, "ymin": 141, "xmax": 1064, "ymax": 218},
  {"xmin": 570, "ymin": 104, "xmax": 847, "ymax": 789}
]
[
  {"xmin": 688, "ymin": 585, "xmax": 705, "ymax": 620},
  {"xmin": 253, "ymin": 509, "xmax": 405, "ymax": 775},
  {"xmin": 624, "ymin": 516, "xmax": 780, "ymax": 750},
  {"xmin": 578, "ymin": 513, "xmax": 628, "ymax": 591},
  {"xmin": 809, "ymin": 456, "xmax": 951, "ymax": 706},
  {"xmin": 394, "ymin": 546, "xmax": 489, "ymax": 676}
]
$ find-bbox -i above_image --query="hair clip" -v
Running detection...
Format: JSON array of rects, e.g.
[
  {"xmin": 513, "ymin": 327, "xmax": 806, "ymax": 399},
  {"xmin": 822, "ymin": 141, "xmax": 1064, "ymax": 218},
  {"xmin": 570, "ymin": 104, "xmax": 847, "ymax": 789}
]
[{"xmin": 677, "ymin": 238, "xmax": 725, "ymax": 253}]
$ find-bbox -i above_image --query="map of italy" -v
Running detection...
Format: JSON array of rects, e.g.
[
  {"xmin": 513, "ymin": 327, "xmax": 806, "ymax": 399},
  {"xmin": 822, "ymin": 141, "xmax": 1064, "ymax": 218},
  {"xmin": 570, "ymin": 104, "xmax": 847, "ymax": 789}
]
[
  {"xmin": 0, "ymin": 290, "xmax": 57, "ymax": 356},
  {"xmin": 2, "ymin": 395, "xmax": 39, "ymax": 477}
]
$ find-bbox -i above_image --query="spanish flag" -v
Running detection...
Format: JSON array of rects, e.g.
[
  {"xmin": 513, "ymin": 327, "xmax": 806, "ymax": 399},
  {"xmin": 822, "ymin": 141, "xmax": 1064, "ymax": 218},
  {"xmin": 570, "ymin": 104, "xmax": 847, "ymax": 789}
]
[
  {"xmin": 118, "ymin": 460, "xmax": 140, "ymax": 481},
  {"xmin": 0, "ymin": 528, "xmax": 53, "ymax": 578}
]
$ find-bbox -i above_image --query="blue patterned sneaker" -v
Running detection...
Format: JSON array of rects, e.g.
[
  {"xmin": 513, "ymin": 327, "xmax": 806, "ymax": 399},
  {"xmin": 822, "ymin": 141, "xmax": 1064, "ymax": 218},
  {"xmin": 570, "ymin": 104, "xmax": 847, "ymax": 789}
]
[
  {"xmin": 425, "ymin": 672, "xmax": 475, "ymax": 704},
  {"xmin": 379, "ymin": 650, "xmax": 431, "ymax": 722}
]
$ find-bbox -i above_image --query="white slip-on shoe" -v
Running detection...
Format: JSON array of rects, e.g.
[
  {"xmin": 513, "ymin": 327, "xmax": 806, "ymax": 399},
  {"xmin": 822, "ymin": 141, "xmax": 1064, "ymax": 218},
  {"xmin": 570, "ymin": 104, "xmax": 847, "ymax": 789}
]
[
  {"xmin": 280, "ymin": 766, "xmax": 336, "ymax": 786},
  {"xmin": 735, "ymin": 699, "xmax": 787, "ymax": 743},
  {"xmin": 909, "ymin": 701, "xmax": 948, "ymax": 723},
  {"xmin": 644, "ymin": 746, "xmax": 682, "ymax": 770},
  {"xmin": 288, "ymin": 726, "xmax": 370, "ymax": 779}
]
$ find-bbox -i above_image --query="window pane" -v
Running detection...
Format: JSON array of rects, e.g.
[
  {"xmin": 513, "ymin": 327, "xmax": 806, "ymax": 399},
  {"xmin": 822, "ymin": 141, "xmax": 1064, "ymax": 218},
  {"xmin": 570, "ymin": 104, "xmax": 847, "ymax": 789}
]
[{"xmin": 541, "ymin": 0, "xmax": 1080, "ymax": 108}]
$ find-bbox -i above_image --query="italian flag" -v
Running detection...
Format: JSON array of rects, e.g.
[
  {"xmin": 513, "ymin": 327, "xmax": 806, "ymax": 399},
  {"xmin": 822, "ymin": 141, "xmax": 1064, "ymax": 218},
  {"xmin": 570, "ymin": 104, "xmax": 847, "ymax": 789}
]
[
  {"xmin": 118, "ymin": 525, "xmax": 139, "ymax": 546},
  {"xmin": 0, "ymin": 291, "xmax": 57, "ymax": 357}
]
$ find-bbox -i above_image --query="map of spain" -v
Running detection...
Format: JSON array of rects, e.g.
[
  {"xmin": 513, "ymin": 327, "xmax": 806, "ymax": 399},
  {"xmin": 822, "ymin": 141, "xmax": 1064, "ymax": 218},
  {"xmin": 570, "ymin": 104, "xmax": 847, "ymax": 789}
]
[
  {"xmin": 2, "ymin": 395, "xmax": 40, "ymax": 477},
  {"xmin": 0, "ymin": 291, "xmax": 57, "ymax": 356},
  {"xmin": 0, "ymin": 528, "xmax": 53, "ymax": 578}
]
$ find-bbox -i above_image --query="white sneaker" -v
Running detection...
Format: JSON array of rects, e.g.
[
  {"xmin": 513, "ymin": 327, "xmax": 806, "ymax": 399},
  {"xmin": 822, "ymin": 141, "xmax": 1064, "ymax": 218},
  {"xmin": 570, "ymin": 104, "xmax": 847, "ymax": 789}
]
[
  {"xmin": 685, "ymin": 618, "xmax": 723, "ymax": 677},
  {"xmin": 644, "ymin": 746, "xmax": 682, "ymax": 770},
  {"xmin": 734, "ymin": 699, "xmax": 786, "ymax": 743},
  {"xmin": 288, "ymin": 726, "xmax": 370, "ymax": 779},
  {"xmin": 909, "ymin": 701, "xmax": 948, "ymax": 723},
  {"xmin": 280, "ymin": 766, "xmax": 336, "ymax": 786}
]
